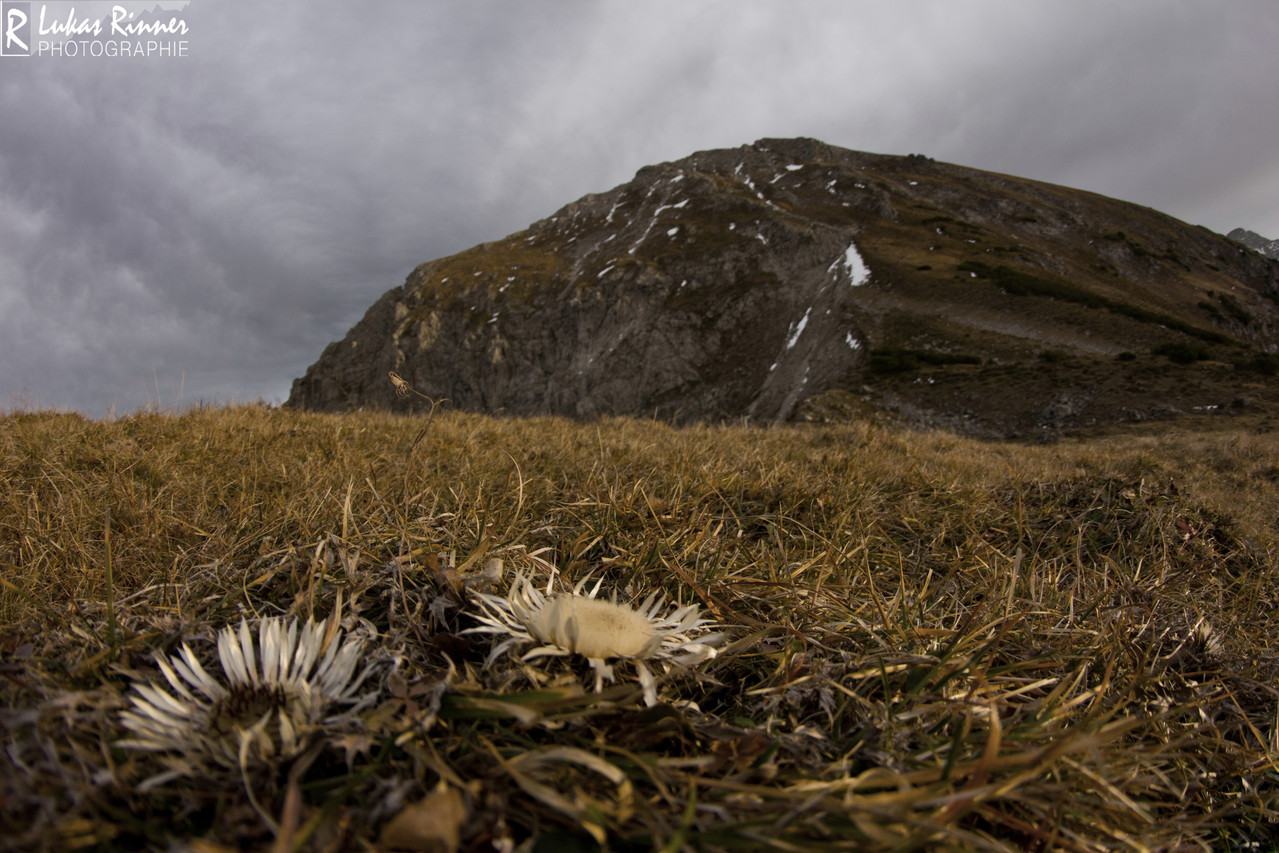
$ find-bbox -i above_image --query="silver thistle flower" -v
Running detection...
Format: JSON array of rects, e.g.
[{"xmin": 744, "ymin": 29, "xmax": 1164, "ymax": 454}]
[
  {"xmin": 465, "ymin": 572, "xmax": 723, "ymax": 706},
  {"xmin": 120, "ymin": 614, "xmax": 377, "ymax": 787}
]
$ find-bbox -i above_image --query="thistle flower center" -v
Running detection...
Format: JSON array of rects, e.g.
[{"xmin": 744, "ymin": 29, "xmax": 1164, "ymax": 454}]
[
  {"xmin": 208, "ymin": 683, "xmax": 306, "ymax": 738},
  {"xmin": 529, "ymin": 595, "xmax": 658, "ymax": 658}
]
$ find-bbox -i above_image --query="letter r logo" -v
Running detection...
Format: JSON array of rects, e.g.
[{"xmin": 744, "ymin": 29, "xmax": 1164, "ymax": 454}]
[{"xmin": 2, "ymin": 3, "xmax": 30, "ymax": 56}]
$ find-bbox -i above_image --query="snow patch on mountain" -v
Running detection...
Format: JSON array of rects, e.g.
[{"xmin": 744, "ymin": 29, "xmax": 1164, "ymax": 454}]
[
  {"xmin": 827, "ymin": 240, "xmax": 871, "ymax": 286},
  {"xmin": 785, "ymin": 307, "xmax": 812, "ymax": 350}
]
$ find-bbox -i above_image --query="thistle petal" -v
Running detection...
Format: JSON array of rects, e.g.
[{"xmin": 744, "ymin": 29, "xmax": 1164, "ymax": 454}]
[
  {"xmin": 218, "ymin": 624, "xmax": 250, "ymax": 688},
  {"xmin": 636, "ymin": 660, "xmax": 657, "ymax": 707},
  {"xmin": 638, "ymin": 590, "xmax": 662, "ymax": 619},
  {"xmin": 490, "ymin": 636, "xmax": 530, "ymax": 665},
  {"xmin": 280, "ymin": 619, "xmax": 300, "ymax": 682},
  {"xmin": 176, "ymin": 643, "xmax": 227, "ymax": 702},
  {"xmin": 320, "ymin": 638, "xmax": 363, "ymax": 699},
  {"xmin": 132, "ymin": 681, "xmax": 196, "ymax": 721},
  {"xmin": 277, "ymin": 707, "xmax": 297, "ymax": 753},
  {"xmin": 156, "ymin": 655, "xmax": 204, "ymax": 706},
  {"xmin": 122, "ymin": 694, "xmax": 183, "ymax": 733},
  {"xmin": 521, "ymin": 644, "xmax": 572, "ymax": 661},
  {"xmin": 314, "ymin": 622, "xmax": 343, "ymax": 682},
  {"xmin": 260, "ymin": 618, "xmax": 281, "ymax": 684},
  {"xmin": 239, "ymin": 619, "xmax": 258, "ymax": 686},
  {"xmin": 293, "ymin": 618, "xmax": 324, "ymax": 682}
]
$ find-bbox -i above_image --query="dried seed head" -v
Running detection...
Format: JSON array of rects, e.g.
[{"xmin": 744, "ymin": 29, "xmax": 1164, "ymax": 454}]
[
  {"xmin": 465, "ymin": 570, "xmax": 724, "ymax": 706},
  {"xmin": 526, "ymin": 595, "xmax": 661, "ymax": 658},
  {"xmin": 119, "ymin": 614, "xmax": 378, "ymax": 785}
]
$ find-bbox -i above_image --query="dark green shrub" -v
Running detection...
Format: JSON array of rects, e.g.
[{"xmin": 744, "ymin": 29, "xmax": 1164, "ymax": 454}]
[
  {"xmin": 1218, "ymin": 294, "xmax": 1253, "ymax": 325},
  {"xmin": 868, "ymin": 349, "xmax": 920, "ymax": 373},
  {"xmin": 1238, "ymin": 353, "xmax": 1279, "ymax": 376},
  {"xmin": 1154, "ymin": 342, "xmax": 1212, "ymax": 364},
  {"xmin": 1198, "ymin": 301, "xmax": 1225, "ymax": 323},
  {"xmin": 868, "ymin": 348, "xmax": 981, "ymax": 373}
]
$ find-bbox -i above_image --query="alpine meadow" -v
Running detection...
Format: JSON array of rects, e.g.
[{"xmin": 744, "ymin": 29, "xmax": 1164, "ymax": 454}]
[{"xmin": 4, "ymin": 399, "xmax": 1279, "ymax": 850}]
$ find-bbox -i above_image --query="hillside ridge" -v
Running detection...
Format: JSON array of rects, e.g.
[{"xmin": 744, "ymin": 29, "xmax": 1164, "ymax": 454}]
[{"xmin": 289, "ymin": 138, "xmax": 1279, "ymax": 436}]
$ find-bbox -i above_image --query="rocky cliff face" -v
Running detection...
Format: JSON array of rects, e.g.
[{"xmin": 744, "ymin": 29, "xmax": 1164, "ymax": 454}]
[
  {"xmin": 289, "ymin": 138, "xmax": 1279, "ymax": 435},
  {"xmin": 1229, "ymin": 228, "xmax": 1279, "ymax": 261}
]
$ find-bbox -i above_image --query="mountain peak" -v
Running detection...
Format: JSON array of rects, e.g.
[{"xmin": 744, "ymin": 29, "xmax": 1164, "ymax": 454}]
[
  {"xmin": 1228, "ymin": 227, "xmax": 1279, "ymax": 260},
  {"xmin": 289, "ymin": 139, "xmax": 1279, "ymax": 436}
]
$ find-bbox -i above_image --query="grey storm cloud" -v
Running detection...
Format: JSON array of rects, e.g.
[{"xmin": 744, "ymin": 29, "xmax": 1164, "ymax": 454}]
[{"xmin": 1, "ymin": 0, "xmax": 1277, "ymax": 413}]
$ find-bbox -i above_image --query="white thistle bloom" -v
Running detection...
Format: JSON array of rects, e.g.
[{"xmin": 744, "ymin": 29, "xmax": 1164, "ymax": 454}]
[
  {"xmin": 119, "ymin": 614, "xmax": 377, "ymax": 786},
  {"xmin": 466, "ymin": 573, "xmax": 724, "ymax": 706}
]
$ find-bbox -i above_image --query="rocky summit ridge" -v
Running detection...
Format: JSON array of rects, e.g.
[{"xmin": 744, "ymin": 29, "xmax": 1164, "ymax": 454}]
[
  {"xmin": 288, "ymin": 138, "xmax": 1279, "ymax": 437},
  {"xmin": 1228, "ymin": 228, "xmax": 1279, "ymax": 261}
]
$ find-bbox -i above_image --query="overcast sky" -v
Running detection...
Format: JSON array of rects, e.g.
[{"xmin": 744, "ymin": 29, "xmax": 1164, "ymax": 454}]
[{"xmin": 2, "ymin": 0, "xmax": 1276, "ymax": 414}]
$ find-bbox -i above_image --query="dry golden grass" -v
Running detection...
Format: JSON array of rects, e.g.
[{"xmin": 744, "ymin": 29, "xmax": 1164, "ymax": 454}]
[{"xmin": 3, "ymin": 401, "xmax": 1279, "ymax": 850}]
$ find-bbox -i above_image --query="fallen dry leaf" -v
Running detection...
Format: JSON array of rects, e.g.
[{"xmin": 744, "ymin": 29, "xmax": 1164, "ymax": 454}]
[{"xmin": 378, "ymin": 785, "xmax": 467, "ymax": 853}]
